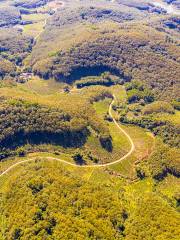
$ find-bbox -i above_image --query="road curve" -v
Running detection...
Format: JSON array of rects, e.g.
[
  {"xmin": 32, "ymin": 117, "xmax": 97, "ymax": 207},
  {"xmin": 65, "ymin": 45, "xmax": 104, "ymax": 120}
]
[{"xmin": 0, "ymin": 95, "xmax": 135, "ymax": 177}]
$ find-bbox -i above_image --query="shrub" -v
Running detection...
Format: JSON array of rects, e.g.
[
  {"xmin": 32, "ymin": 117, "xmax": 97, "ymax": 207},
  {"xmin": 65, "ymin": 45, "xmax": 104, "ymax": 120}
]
[
  {"xmin": 142, "ymin": 101, "xmax": 175, "ymax": 115},
  {"xmin": 73, "ymin": 151, "xmax": 86, "ymax": 165},
  {"xmin": 172, "ymin": 99, "xmax": 180, "ymax": 110}
]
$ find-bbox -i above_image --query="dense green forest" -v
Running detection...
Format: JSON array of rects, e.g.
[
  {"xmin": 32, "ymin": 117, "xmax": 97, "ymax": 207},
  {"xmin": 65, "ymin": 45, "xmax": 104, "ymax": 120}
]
[{"xmin": 0, "ymin": 0, "xmax": 180, "ymax": 239}]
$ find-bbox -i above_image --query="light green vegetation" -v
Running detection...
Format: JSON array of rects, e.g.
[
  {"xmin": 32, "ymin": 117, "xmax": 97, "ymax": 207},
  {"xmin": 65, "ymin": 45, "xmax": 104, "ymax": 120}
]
[
  {"xmin": 156, "ymin": 175, "xmax": 180, "ymax": 207},
  {"xmin": 21, "ymin": 13, "xmax": 48, "ymax": 22},
  {"xmin": 17, "ymin": 75, "xmax": 66, "ymax": 95},
  {"xmin": 92, "ymin": 92, "xmax": 130, "ymax": 164},
  {"xmin": 23, "ymin": 21, "xmax": 45, "ymax": 37},
  {"xmin": 22, "ymin": 12, "xmax": 48, "ymax": 37},
  {"xmin": 111, "ymin": 85, "xmax": 127, "ymax": 104},
  {"xmin": 109, "ymin": 125, "xmax": 154, "ymax": 178},
  {"xmin": 154, "ymin": 111, "xmax": 180, "ymax": 125},
  {"xmin": 0, "ymin": 0, "xmax": 179, "ymax": 238},
  {"xmin": 92, "ymin": 86, "xmax": 154, "ymax": 177}
]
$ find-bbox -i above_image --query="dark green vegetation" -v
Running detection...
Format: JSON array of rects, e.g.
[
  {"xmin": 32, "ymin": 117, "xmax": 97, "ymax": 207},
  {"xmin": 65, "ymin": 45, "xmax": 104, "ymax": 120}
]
[
  {"xmin": 0, "ymin": 29, "xmax": 33, "ymax": 69},
  {"xmin": 0, "ymin": 99, "xmax": 87, "ymax": 150},
  {"xmin": 0, "ymin": 0, "xmax": 180, "ymax": 239},
  {"xmin": 31, "ymin": 23, "xmax": 180, "ymax": 99},
  {"xmin": 0, "ymin": 5, "xmax": 21, "ymax": 27},
  {"xmin": 14, "ymin": 0, "xmax": 48, "ymax": 8},
  {"xmin": 75, "ymin": 73, "xmax": 123, "ymax": 89}
]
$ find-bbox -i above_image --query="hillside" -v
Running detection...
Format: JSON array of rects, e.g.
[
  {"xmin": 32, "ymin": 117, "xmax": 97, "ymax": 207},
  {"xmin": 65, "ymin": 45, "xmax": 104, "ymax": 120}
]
[{"xmin": 0, "ymin": 0, "xmax": 179, "ymax": 239}]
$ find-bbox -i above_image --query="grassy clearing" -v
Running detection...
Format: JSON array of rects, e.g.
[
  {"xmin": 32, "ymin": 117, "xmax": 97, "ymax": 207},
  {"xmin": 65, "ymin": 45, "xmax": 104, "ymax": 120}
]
[
  {"xmin": 91, "ymin": 85, "xmax": 155, "ymax": 175},
  {"xmin": 93, "ymin": 98, "xmax": 111, "ymax": 116},
  {"xmin": 109, "ymin": 124, "xmax": 154, "ymax": 178},
  {"xmin": 21, "ymin": 12, "xmax": 48, "ymax": 37},
  {"xmin": 23, "ymin": 21, "xmax": 45, "ymax": 37},
  {"xmin": 154, "ymin": 111, "xmax": 180, "ymax": 125},
  {"xmin": 17, "ymin": 76, "xmax": 65, "ymax": 95},
  {"xmin": 0, "ymin": 83, "xmax": 154, "ymax": 176},
  {"xmin": 92, "ymin": 97, "xmax": 130, "ymax": 164},
  {"xmin": 111, "ymin": 85, "xmax": 127, "ymax": 103},
  {"xmin": 22, "ymin": 13, "xmax": 48, "ymax": 22}
]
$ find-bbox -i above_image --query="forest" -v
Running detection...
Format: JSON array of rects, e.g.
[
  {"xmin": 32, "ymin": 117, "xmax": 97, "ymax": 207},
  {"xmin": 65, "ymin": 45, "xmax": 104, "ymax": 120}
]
[
  {"xmin": 31, "ymin": 22, "xmax": 180, "ymax": 100},
  {"xmin": 0, "ymin": 87, "xmax": 114, "ymax": 161},
  {"xmin": 0, "ymin": 0, "xmax": 179, "ymax": 239}
]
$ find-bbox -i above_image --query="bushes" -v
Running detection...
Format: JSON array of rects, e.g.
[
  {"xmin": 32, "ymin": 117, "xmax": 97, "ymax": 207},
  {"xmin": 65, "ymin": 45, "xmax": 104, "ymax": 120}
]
[
  {"xmin": 120, "ymin": 85, "xmax": 179, "ymax": 147},
  {"xmin": 120, "ymin": 116, "xmax": 180, "ymax": 148},
  {"xmin": 125, "ymin": 194, "xmax": 180, "ymax": 240},
  {"xmin": 142, "ymin": 101, "xmax": 175, "ymax": 115},
  {"xmin": 0, "ymin": 6, "xmax": 21, "ymax": 27},
  {"xmin": 172, "ymin": 99, "xmax": 180, "ymax": 110},
  {"xmin": 2, "ymin": 163, "xmax": 126, "ymax": 239},
  {"xmin": 0, "ymin": 28, "xmax": 33, "ymax": 78},
  {"xmin": 99, "ymin": 134, "xmax": 113, "ymax": 152},
  {"xmin": 127, "ymin": 89, "xmax": 143, "ymax": 103},
  {"xmin": 0, "ymin": 88, "xmax": 114, "ymax": 158},
  {"xmin": 125, "ymin": 81, "xmax": 154, "ymax": 104},
  {"xmin": 0, "ymin": 59, "xmax": 16, "ymax": 79},
  {"xmin": 76, "ymin": 73, "xmax": 123, "ymax": 88},
  {"xmin": 14, "ymin": 0, "xmax": 48, "ymax": 9},
  {"xmin": 148, "ymin": 143, "xmax": 180, "ymax": 180},
  {"xmin": 73, "ymin": 151, "xmax": 86, "ymax": 165}
]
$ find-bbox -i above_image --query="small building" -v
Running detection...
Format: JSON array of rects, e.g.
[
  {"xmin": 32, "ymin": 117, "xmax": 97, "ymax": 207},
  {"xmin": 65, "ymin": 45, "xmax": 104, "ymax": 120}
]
[{"xmin": 16, "ymin": 72, "xmax": 33, "ymax": 83}]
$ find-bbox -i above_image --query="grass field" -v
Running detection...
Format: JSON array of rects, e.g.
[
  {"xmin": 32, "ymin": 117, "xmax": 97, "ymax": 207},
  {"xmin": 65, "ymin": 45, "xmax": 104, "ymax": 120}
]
[
  {"xmin": 17, "ymin": 76, "xmax": 66, "ymax": 95},
  {"xmin": 0, "ymin": 83, "xmax": 156, "ymax": 179},
  {"xmin": 153, "ymin": 111, "xmax": 180, "ymax": 125},
  {"xmin": 109, "ymin": 125, "xmax": 154, "ymax": 179},
  {"xmin": 23, "ymin": 21, "xmax": 45, "ymax": 37},
  {"xmin": 92, "ymin": 86, "xmax": 155, "ymax": 178}
]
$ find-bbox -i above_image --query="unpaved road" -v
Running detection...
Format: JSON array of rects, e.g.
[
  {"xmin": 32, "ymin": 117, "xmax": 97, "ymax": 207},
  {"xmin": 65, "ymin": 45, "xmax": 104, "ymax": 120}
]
[
  {"xmin": 0, "ymin": 95, "xmax": 135, "ymax": 177},
  {"xmin": 35, "ymin": 1, "xmax": 65, "ymax": 41}
]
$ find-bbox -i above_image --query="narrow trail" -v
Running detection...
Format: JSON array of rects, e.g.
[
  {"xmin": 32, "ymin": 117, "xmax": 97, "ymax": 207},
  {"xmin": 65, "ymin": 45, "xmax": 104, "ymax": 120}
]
[
  {"xmin": 0, "ymin": 95, "xmax": 135, "ymax": 177},
  {"xmin": 34, "ymin": 1, "xmax": 65, "ymax": 41}
]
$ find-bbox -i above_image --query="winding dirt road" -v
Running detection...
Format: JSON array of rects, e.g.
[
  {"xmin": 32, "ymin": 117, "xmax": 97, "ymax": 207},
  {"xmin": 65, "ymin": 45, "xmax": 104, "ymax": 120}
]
[{"xmin": 0, "ymin": 95, "xmax": 135, "ymax": 177}]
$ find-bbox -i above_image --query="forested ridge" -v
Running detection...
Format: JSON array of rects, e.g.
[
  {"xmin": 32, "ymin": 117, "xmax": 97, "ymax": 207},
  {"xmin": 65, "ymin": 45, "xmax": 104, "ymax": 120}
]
[
  {"xmin": 32, "ymin": 24, "xmax": 180, "ymax": 100},
  {"xmin": 0, "ymin": 88, "xmax": 113, "ymax": 161},
  {"xmin": 0, "ymin": 0, "xmax": 180, "ymax": 239}
]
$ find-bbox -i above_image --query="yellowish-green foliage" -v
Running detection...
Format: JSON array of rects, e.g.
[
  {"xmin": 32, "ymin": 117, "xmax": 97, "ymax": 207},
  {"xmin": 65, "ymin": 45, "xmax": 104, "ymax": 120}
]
[
  {"xmin": 0, "ymin": 159, "xmax": 180, "ymax": 240},
  {"xmin": 29, "ymin": 19, "xmax": 180, "ymax": 99},
  {"xmin": 18, "ymin": 75, "xmax": 66, "ymax": 95},
  {"xmin": 23, "ymin": 21, "xmax": 45, "ymax": 38},
  {"xmin": 0, "ymin": 1, "xmax": 179, "ymax": 238},
  {"xmin": 0, "ymin": 84, "xmax": 116, "ymax": 163},
  {"xmin": 21, "ymin": 13, "xmax": 48, "ymax": 22},
  {"xmin": 0, "ymin": 59, "xmax": 16, "ymax": 78},
  {"xmin": 142, "ymin": 101, "xmax": 175, "ymax": 115},
  {"xmin": 156, "ymin": 175, "xmax": 180, "ymax": 207},
  {"xmin": 153, "ymin": 111, "xmax": 180, "ymax": 125},
  {"xmin": 0, "ymin": 160, "xmax": 125, "ymax": 240},
  {"xmin": 125, "ymin": 193, "xmax": 180, "ymax": 240},
  {"xmin": 109, "ymin": 125, "xmax": 154, "ymax": 178}
]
